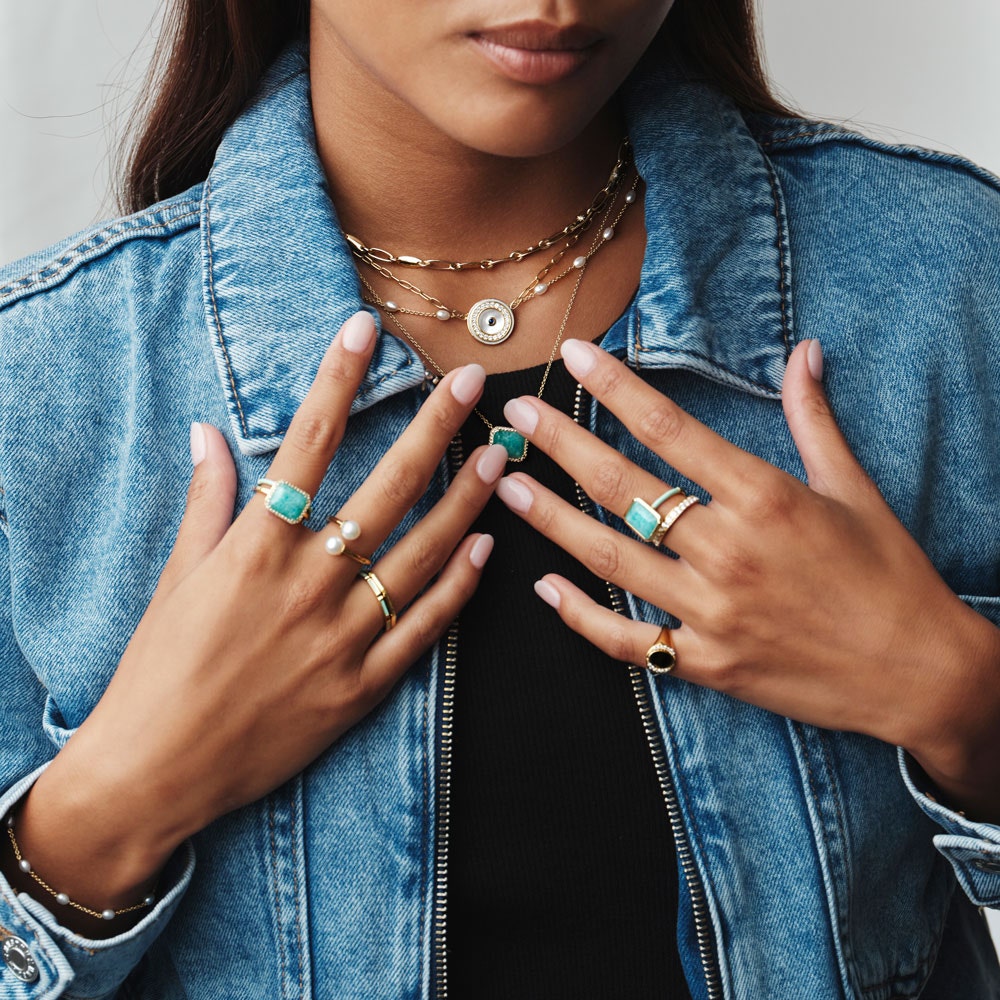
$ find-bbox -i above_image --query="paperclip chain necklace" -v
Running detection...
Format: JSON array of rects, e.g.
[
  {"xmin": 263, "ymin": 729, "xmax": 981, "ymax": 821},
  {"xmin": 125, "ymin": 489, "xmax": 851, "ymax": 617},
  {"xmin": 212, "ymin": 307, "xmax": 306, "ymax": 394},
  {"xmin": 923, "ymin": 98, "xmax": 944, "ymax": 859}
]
[
  {"xmin": 359, "ymin": 174, "xmax": 632, "ymax": 463},
  {"xmin": 352, "ymin": 140, "xmax": 633, "ymax": 346}
]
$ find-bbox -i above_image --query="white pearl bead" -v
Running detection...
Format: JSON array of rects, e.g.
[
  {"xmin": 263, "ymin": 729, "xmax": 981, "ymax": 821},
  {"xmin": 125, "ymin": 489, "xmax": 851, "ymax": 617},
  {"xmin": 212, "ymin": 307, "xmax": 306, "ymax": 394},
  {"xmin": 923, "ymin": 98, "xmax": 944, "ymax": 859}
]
[
  {"xmin": 533, "ymin": 282, "xmax": 548, "ymax": 295},
  {"xmin": 325, "ymin": 536, "xmax": 345, "ymax": 556},
  {"xmin": 573, "ymin": 256, "xmax": 587, "ymax": 269},
  {"xmin": 625, "ymin": 190, "xmax": 636, "ymax": 204},
  {"xmin": 602, "ymin": 227, "xmax": 615, "ymax": 241},
  {"xmin": 102, "ymin": 909, "xmax": 115, "ymax": 921},
  {"xmin": 18, "ymin": 859, "xmax": 30, "ymax": 873},
  {"xmin": 143, "ymin": 895, "xmax": 155, "ymax": 907},
  {"xmin": 340, "ymin": 519, "xmax": 361, "ymax": 541},
  {"xmin": 56, "ymin": 893, "xmax": 70, "ymax": 905},
  {"xmin": 384, "ymin": 301, "xmax": 399, "ymax": 312},
  {"xmin": 435, "ymin": 308, "xmax": 450, "ymax": 321}
]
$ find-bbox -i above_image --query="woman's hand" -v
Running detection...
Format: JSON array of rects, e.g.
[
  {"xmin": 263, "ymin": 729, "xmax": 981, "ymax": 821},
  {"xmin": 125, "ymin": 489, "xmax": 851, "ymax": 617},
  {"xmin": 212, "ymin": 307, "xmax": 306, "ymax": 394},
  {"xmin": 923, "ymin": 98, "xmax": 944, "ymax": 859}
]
[
  {"xmin": 13, "ymin": 311, "xmax": 505, "ymax": 932},
  {"xmin": 494, "ymin": 337, "xmax": 1000, "ymax": 821}
]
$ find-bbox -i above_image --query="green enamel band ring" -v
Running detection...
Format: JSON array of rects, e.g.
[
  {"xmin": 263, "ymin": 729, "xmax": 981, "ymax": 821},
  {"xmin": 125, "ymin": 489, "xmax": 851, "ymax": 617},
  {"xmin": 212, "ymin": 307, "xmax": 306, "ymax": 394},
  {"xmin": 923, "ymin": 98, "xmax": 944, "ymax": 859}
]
[{"xmin": 360, "ymin": 570, "xmax": 397, "ymax": 631}]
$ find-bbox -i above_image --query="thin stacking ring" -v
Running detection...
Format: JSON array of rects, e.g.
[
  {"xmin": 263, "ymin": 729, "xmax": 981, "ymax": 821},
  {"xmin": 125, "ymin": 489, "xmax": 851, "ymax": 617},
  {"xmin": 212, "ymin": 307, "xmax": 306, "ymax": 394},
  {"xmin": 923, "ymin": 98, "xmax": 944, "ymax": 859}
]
[
  {"xmin": 324, "ymin": 516, "xmax": 370, "ymax": 565},
  {"xmin": 650, "ymin": 495, "xmax": 701, "ymax": 547},
  {"xmin": 359, "ymin": 570, "xmax": 397, "ymax": 631},
  {"xmin": 645, "ymin": 626, "xmax": 677, "ymax": 676},
  {"xmin": 623, "ymin": 487, "xmax": 685, "ymax": 542},
  {"xmin": 254, "ymin": 478, "xmax": 313, "ymax": 525}
]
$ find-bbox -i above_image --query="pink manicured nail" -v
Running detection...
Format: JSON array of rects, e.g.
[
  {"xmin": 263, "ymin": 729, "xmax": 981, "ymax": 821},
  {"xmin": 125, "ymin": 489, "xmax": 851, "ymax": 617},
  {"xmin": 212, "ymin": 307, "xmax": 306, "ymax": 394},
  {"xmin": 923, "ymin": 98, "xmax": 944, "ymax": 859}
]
[
  {"xmin": 534, "ymin": 579, "xmax": 561, "ymax": 610},
  {"xmin": 503, "ymin": 397, "xmax": 539, "ymax": 435},
  {"xmin": 469, "ymin": 534, "xmax": 495, "ymax": 569},
  {"xmin": 496, "ymin": 476, "xmax": 533, "ymax": 513},
  {"xmin": 189, "ymin": 422, "xmax": 206, "ymax": 466},
  {"xmin": 560, "ymin": 339, "xmax": 598, "ymax": 377},
  {"xmin": 451, "ymin": 364, "xmax": 486, "ymax": 405},
  {"xmin": 476, "ymin": 444, "xmax": 508, "ymax": 484},
  {"xmin": 807, "ymin": 339, "xmax": 824, "ymax": 381},
  {"xmin": 341, "ymin": 311, "xmax": 376, "ymax": 354}
]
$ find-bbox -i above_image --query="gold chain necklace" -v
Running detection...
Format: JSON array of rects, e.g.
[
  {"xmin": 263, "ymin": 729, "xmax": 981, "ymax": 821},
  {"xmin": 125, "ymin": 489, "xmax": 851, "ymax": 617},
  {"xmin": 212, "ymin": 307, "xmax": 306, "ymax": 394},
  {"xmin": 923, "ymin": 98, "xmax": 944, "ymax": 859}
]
[
  {"xmin": 345, "ymin": 138, "xmax": 631, "ymax": 272},
  {"xmin": 358, "ymin": 177, "xmax": 626, "ymax": 463},
  {"xmin": 351, "ymin": 140, "xmax": 634, "ymax": 346}
]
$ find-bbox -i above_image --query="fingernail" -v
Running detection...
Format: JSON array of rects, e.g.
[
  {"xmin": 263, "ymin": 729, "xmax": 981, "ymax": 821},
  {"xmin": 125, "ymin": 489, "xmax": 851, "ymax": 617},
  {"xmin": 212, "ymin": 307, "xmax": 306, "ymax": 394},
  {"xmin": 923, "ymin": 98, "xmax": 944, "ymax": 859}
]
[
  {"xmin": 503, "ymin": 397, "xmax": 538, "ymax": 435},
  {"xmin": 534, "ymin": 579, "xmax": 561, "ymax": 610},
  {"xmin": 341, "ymin": 311, "xmax": 376, "ymax": 354},
  {"xmin": 560, "ymin": 339, "xmax": 598, "ymax": 377},
  {"xmin": 451, "ymin": 364, "xmax": 486, "ymax": 405},
  {"xmin": 496, "ymin": 476, "xmax": 533, "ymax": 513},
  {"xmin": 189, "ymin": 422, "xmax": 206, "ymax": 466},
  {"xmin": 476, "ymin": 444, "xmax": 508, "ymax": 484},
  {"xmin": 469, "ymin": 534, "xmax": 495, "ymax": 570},
  {"xmin": 807, "ymin": 339, "xmax": 824, "ymax": 381}
]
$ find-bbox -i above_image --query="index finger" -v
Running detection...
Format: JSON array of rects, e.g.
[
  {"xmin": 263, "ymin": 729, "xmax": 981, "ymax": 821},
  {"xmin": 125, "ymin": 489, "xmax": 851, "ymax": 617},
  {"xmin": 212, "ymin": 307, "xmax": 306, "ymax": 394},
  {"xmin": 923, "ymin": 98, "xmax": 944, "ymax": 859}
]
[
  {"xmin": 558, "ymin": 338, "xmax": 765, "ymax": 503},
  {"xmin": 248, "ymin": 310, "xmax": 377, "ymax": 523}
]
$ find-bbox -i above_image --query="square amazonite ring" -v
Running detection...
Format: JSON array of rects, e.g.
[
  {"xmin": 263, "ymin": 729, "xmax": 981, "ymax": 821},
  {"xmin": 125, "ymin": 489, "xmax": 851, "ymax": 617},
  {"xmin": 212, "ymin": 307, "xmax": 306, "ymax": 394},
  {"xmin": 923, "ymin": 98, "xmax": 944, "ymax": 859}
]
[
  {"xmin": 254, "ymin": 478, "xmax": 313, "ymax": 525},
  {"xmin": 623, "ymin": 487, "xmax": 683, "ymax": 542}
]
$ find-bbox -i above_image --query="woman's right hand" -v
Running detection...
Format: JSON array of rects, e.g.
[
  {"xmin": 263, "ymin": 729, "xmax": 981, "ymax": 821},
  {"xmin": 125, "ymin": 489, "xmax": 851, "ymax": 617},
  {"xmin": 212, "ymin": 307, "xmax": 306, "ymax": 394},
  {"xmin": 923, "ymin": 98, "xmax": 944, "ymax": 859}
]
[{"xmin": 11, "ymin": 311, "xmax": 503, "ymax": 931}]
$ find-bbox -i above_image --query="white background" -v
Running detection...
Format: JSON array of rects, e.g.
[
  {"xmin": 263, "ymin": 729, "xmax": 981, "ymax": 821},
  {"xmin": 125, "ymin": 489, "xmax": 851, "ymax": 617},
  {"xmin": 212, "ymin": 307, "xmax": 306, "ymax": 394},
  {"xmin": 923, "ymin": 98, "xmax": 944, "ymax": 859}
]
[{"xmin": 1, "ymin": 0, "xmax": 999, "ymax": 957}]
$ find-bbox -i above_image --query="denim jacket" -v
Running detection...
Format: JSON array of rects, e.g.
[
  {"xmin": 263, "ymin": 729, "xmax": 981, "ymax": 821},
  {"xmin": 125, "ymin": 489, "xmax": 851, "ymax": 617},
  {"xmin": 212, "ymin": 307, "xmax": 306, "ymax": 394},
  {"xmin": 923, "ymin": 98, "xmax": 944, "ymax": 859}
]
[{"xmin": 1, "ymin": 41, "xmax": 999, "ymax": 1000}]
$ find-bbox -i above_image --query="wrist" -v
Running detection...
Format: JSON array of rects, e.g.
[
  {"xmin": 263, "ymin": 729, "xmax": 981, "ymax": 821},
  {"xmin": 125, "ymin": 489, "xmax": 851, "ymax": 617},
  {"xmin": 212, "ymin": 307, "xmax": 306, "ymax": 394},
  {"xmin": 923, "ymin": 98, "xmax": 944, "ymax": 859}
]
[{"xmin": 904, "ymin": 599, "xmax": 1000, "ymax": 823}]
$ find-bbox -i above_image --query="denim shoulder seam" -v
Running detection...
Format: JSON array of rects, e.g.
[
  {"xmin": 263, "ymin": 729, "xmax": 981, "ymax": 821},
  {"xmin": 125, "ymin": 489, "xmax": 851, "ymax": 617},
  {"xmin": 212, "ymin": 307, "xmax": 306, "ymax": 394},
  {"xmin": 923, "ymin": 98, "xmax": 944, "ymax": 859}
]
[
  {"xmin": 749, "ymin": 116, "xmax": 1000, "ymax": 198},
  {"xmin": 0, "ymin": 190, "xmax": 204, "ymax": 310}
]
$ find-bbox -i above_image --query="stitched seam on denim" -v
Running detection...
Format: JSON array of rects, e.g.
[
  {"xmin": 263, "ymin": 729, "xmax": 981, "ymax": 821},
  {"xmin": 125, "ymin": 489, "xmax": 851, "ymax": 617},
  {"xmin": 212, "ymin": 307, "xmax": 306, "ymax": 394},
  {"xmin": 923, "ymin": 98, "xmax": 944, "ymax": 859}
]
[
  {"xmin": 289, "ymin": 785, "xmax": 305, "ymax": 998},
  {"xmin": 758, "ymin": 129, "xmax": 850, "ymax": 148},
  {"xmin": 816, "ymin": 730, "xmax": 853, "ymax": 943},
  {"xmin": 633, "ymin": 344, "xmax": 779, "ymax": 394},
  {"xmin": 0, "ymin": 204, "xmax": 201, "ymax": 303},
  {"xmin": 658, "ymin": 707, "xmax": 725, "ymax": 945},
  {"xmin": 268, "ymin": 797, "xmax": 290, "ymax": 1000},
  {"xmin": 418, "ymin": 656, "xmax": 430, "ymax": 988},
  {"xmin": 203, "ymin": 177, "xmax": 251, "ymax": 438},
  {"xmin": 762, "ymin": 154, "xmax": 793, "ymax": 356},
  {"xmin": 793, "ymin": 722, "xmax": 856, "ymax": 994}
]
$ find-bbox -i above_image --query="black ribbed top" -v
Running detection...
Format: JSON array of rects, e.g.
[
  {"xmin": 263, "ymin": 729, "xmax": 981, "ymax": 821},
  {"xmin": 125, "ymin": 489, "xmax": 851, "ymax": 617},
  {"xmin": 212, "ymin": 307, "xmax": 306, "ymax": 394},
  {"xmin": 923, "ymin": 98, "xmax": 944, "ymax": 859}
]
[{"xmin": 445, "ymin": 356, "xmax": 692, "ymax": 999}]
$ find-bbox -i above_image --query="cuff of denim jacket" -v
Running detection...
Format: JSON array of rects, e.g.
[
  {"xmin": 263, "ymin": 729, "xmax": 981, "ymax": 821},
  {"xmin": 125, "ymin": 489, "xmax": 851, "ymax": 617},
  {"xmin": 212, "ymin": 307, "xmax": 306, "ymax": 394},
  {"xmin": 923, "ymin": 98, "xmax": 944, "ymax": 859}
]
[
  {"xmin": 898, "ymin": 746, "xmax": 1000, "ymax": 908},
  {"xmin": 0, "ymin": 763, "xmax": 195, "ymax": 999}
]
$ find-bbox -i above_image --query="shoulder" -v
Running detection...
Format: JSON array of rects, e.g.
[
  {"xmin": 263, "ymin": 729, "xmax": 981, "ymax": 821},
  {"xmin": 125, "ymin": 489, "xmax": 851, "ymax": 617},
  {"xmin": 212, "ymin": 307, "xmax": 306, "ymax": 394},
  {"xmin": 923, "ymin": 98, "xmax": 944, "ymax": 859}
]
[
  {"xmin": 745, "ymin": 112, "xmax": 1000, "ymax": 243},
  {"xmin": 0, "ymin": 187, "xmax": 203, "ymax": 317}
]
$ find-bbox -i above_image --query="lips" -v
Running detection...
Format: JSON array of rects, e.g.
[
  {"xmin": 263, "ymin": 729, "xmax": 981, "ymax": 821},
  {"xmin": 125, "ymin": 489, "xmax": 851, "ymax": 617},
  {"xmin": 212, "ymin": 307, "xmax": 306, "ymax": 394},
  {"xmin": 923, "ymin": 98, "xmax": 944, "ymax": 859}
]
[{"xmin": 469, "ymin": 20, "xmax": 604, "ymax": 85}]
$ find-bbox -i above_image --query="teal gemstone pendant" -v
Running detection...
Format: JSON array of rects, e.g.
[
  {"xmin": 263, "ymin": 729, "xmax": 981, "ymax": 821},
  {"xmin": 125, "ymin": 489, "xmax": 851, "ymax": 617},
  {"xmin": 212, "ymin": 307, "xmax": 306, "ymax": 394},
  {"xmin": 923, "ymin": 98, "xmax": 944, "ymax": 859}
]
[{"xmin": 489, "ymin": 426, "xmax": 528, "ymax": 463}]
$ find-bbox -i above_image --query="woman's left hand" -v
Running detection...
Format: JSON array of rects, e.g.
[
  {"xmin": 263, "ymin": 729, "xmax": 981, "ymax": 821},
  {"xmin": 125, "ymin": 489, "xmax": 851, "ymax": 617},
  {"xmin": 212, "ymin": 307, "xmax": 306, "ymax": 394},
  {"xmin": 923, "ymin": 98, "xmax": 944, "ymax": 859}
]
[{"xmin": 495, "ymin": 337, "xmax": 1000, "ymax": 821}]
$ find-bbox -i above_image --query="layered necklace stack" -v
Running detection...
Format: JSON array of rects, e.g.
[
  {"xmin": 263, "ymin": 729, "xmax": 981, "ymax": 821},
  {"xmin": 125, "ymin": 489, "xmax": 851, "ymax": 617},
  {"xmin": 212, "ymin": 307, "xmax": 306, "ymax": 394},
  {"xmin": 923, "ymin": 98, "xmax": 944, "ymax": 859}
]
[{"xmin": 356, "ymin": 140, "xmax": 638, "ymax": 463}]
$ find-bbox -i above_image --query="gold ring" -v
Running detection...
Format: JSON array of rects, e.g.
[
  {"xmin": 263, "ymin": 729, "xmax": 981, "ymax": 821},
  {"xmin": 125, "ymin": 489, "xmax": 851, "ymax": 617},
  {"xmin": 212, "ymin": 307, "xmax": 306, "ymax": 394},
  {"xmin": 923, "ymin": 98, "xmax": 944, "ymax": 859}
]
[
  {"xmin": 253, "ymin": 478, "xmax": 313, "ymax": 525},
  {"xmin": 644, "ymin": 626, "xmax": 677, "ymax": 676},
  {"xmin": 649, "ymin": 495, "xmax": 701, "ymax": 547},
  {"xmin": 324, "ymin": 516, "xmax": 370, "ymax": 565},
  {"xmin": 359, "ymin": 570, "xmax": 397, "ymax": 631}
]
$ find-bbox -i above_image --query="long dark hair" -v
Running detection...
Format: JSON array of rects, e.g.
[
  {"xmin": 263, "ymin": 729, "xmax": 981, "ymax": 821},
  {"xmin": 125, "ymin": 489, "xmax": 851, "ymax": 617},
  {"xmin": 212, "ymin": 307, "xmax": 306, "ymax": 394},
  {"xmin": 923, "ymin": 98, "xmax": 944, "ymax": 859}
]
[{"xmin": 121, "ymin": 0, "xmax": 800, "ymax": 213}]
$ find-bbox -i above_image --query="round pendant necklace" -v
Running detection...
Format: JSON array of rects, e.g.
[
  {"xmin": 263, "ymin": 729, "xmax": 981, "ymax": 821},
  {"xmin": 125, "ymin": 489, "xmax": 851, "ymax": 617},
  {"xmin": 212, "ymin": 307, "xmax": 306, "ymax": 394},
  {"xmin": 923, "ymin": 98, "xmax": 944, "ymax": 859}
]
[{"xmin": 351, "ymin": 140, "xmax": 635, "ymax": 346}]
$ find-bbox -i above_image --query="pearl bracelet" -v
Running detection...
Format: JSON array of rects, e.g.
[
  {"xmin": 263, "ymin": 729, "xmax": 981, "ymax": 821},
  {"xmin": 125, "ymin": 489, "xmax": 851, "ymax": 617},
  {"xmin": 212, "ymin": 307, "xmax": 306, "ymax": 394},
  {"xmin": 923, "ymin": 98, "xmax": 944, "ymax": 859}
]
[{"xmin": 5, "ymin": 814, "xmax": 156, "ymax": 921}]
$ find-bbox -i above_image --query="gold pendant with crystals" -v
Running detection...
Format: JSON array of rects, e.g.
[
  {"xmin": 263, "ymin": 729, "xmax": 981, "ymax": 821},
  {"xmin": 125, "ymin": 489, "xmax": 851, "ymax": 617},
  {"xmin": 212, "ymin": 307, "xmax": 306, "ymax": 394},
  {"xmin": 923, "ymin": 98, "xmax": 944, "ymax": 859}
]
[{"xmin": 467, "ymin": 298, "xmax": 515, "ymax": 345}]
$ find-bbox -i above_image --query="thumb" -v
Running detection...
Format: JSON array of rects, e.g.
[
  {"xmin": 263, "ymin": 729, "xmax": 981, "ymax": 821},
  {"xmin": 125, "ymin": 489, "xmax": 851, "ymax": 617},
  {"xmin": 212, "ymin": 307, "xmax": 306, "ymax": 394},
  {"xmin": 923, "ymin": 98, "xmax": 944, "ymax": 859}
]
[
  {"xmin": 782, "ymin": 340, "xmax": 872, "ymax": 498},
  {"xmin": 158, "ymin": 422, "xmax": 238, "ymax": 590}
]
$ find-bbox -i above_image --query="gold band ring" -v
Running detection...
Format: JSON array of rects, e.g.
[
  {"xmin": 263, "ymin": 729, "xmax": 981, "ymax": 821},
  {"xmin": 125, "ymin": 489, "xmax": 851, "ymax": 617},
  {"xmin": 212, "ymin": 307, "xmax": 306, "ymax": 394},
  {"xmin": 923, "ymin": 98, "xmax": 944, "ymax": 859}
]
[
  {"xmin": 650, "ymin": 495, "xmax": 701, "ymax": 547},
  {"xmin": 645, "ymin": 626, "xmax": 677, "ymax": 676},
  {"xmin": 359, "ymin": 570, "xmax": 397, "ymax": 631}
]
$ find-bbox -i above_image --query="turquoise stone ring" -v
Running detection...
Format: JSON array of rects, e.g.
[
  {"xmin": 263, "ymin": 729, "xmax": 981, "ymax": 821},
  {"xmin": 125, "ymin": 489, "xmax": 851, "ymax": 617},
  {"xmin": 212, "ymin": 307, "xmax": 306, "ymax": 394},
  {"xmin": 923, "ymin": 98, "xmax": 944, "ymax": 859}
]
[
  {"xmin": 623, "ymin": 487, "xmax": 683, "ymax": 542},
  {"xmin": 254, "ymin": 478, "xmax": 313, "ymax": 524}
]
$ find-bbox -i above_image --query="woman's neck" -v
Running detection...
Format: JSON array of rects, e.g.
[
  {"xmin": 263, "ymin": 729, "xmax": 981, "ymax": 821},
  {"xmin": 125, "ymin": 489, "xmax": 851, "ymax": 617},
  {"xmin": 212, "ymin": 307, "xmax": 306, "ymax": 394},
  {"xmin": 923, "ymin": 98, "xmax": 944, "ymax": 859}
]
[{"xmin": 309, "ymin": 31, "xmax": 626, "ymax": 260}]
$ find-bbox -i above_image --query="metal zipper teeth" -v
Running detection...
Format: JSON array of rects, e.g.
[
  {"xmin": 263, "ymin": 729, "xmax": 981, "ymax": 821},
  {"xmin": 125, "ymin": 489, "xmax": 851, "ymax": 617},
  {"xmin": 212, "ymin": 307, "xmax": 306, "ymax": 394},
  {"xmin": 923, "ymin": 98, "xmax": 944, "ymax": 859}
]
[
  {"xmin": 432, "ymin": 433, "xmax": 464, "ymax": 999},
  {"xmin": 570, "ymin": 381, "xmax": 724, "ymax": 1000}
]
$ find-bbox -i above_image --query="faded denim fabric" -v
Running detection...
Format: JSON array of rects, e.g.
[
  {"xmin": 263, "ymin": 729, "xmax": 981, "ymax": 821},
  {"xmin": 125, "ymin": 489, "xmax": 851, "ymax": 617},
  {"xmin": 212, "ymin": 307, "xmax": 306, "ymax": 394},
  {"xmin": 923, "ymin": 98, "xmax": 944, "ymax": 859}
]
[{"xmin": 1, "ymin": 40, "xmax": 999, "ymax": 1000}]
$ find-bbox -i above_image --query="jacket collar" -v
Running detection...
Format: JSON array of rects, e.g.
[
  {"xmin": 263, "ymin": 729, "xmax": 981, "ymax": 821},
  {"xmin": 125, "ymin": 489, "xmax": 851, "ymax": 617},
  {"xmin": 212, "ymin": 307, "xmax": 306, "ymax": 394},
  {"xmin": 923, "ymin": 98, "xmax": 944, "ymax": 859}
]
[{"xmin": 201, "ymin": 42, "xmax": 794, "ymax": 456}]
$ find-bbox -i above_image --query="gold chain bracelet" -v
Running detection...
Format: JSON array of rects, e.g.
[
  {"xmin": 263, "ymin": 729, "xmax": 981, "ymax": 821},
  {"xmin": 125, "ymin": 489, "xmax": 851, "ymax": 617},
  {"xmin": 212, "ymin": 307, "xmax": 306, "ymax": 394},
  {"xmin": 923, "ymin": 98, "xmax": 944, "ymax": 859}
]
[{"xmin": 5, "ymin": 813, "xmax": 156, "ymax": 922}]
